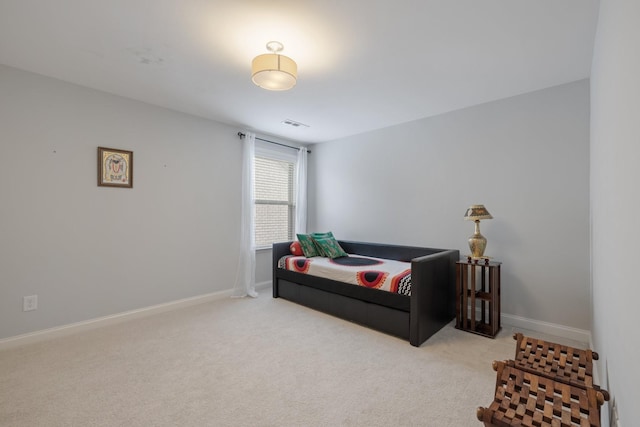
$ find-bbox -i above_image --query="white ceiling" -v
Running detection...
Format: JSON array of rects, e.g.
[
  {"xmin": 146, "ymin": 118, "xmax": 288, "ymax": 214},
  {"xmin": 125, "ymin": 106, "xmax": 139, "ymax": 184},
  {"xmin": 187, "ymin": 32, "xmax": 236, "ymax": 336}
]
[{"xmin": 0, "ymin": 0, "xmax": 600, "ymax": 143}]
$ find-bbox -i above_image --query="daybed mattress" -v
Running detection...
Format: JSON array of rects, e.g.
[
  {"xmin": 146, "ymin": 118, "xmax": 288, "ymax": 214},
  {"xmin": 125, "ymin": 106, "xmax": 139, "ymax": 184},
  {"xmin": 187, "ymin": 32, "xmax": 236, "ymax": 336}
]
[{"xmin": 278, "ymin": 254, "xmax": 412, "ymax": 296}]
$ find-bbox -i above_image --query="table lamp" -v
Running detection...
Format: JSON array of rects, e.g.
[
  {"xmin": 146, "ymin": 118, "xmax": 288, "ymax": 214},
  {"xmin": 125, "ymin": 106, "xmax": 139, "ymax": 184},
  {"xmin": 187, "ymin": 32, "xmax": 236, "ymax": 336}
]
[{"xmin": 464, "ymin": 204, "xmax": 493, "ymax": 258}]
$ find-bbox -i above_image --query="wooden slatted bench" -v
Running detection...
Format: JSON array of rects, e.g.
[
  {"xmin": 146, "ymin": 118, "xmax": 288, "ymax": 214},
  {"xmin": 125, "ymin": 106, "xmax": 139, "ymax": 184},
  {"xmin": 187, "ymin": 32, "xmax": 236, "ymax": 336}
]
[
  {"xmin": 511, "ymin": 333, "xmax": 609, "ymax": 402},
  {"xmin": 477, "ymin": 360, "xmax": 606, "ymax": 427}
]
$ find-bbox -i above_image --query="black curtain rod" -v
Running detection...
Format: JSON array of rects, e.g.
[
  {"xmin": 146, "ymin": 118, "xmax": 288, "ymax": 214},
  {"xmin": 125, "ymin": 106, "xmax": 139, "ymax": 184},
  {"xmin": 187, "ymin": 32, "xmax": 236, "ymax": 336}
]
[{"xmin": 237, "ymin": 132, "xmax": 311, "ymax": 154}]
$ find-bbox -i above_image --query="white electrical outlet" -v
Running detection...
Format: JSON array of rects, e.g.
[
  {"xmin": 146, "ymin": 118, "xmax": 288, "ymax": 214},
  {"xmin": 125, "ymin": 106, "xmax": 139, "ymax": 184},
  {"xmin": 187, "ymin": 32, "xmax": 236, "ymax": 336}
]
[{"xmin": 23, "ymin": 295, "xmax": 38, "ymax": 311}]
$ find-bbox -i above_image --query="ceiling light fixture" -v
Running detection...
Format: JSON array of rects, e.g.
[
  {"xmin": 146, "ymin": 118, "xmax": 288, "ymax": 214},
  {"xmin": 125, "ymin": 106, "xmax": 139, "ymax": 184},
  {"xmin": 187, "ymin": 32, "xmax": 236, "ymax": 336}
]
[{"xmin": 252, "ymin": 41, "xmax": 297, "ymax": 91}]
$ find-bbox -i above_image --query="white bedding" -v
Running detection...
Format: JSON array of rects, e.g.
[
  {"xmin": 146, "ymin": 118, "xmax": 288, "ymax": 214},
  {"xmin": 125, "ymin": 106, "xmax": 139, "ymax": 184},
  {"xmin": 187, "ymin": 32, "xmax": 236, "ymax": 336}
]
[{"xmin": 278, "ymin": 255, "xmax": 412, "ymax": 296}]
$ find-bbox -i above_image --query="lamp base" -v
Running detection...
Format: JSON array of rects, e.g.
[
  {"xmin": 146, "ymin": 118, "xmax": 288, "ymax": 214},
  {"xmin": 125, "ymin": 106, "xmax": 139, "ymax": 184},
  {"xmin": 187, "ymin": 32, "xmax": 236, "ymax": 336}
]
[
  {"xmin": 468, "ymin": 220, "xmax": 488, "ymax": 258},
  {"xmin": 465, "ymin": 255, "xmax": 492, "ymax": 260},
  {"xmin": 465, "ymin": 255, "xmax": 492, "ymax": 265}
]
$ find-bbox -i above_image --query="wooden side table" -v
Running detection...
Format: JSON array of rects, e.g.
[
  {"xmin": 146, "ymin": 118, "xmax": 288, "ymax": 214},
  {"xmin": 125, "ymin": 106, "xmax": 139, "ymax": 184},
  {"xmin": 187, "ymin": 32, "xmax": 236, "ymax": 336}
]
[{"xmin": 455, "ymin": 257, "xmax": 501, "ymax": 338}]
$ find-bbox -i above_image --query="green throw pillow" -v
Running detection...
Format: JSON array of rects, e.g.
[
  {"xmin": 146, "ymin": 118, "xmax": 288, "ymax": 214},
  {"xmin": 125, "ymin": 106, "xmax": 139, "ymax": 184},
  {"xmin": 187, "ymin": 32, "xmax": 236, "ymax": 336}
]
[
  {"xmin": 312, "ymin": 236, "xmax": 348, "ymax": 259},
  {"xmin": 296, "ymin": 234, "xmax": 322, "ymax": 257},
  {"xmin": 311, "ymin": 231, "xmax": 334, "ymax": 240},
  {"xmin": 310, "ymin": 232, "xmax": 334, "ymax": 256}
]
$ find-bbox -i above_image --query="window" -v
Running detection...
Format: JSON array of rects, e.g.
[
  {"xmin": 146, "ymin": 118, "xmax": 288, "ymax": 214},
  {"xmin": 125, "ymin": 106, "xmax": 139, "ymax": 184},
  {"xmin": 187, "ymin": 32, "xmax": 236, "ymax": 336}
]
[{"xmin": 254, "ymin": 145, "xmax": 297, "ymax": 248}]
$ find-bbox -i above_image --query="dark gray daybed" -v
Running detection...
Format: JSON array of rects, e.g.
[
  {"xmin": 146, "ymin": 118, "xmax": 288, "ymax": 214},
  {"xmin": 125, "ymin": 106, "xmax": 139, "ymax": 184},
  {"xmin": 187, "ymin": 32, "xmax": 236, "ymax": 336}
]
[{"xmin": 272, "ymin": 240, "xmax": 459, "ymax": 347}]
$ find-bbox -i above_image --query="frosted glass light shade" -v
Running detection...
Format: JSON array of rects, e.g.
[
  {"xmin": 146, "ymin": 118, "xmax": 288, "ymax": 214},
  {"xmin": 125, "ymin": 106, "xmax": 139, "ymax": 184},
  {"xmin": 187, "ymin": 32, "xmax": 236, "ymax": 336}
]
[{"xmin": 251, "ymin": 53, "xmax": 297, "ymax": 91}]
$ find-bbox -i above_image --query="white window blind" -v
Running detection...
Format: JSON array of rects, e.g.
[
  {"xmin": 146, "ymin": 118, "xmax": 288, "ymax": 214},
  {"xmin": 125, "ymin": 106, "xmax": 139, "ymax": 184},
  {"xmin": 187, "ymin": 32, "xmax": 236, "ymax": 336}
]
[{"xmin": 254, "ymin": 154, "xmax": 296, "ymax": 248}]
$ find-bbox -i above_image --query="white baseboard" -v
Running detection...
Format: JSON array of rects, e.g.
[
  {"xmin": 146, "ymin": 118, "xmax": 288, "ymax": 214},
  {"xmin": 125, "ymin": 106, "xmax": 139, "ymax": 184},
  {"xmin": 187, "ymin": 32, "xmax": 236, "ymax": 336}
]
[
  {"xmin": 0, "ymin": 288, "xmax": 234, "ymax": 351},
  {"xmin": 502, "ymin": 312, "xmax": 591, "ymax": 344},
  {"xmin": 255, "ymin": 280, "xmax": 272, "ymax": 291},
  {"xmin": 2, "ymin": 282, "xmax": 590, "ymax": 353}
]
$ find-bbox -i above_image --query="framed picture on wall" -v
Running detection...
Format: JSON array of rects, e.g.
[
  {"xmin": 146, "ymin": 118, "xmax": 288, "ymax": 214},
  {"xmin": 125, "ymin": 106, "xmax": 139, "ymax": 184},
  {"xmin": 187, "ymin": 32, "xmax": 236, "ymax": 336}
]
[{"xmin": 98, "ymin": 147, "xmax": 133, "ymax": 188}]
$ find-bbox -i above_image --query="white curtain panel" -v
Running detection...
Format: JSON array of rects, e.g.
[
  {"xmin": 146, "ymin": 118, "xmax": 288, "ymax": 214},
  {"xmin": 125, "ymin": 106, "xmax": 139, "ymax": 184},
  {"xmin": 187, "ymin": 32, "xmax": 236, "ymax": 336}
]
[
  {"xmin": 295, "ymin": 147, "xmax": 308, "ymax": 235},
  {"xmin": 232, "ymin": 132, "xmax": 258, "ymax": 298}
]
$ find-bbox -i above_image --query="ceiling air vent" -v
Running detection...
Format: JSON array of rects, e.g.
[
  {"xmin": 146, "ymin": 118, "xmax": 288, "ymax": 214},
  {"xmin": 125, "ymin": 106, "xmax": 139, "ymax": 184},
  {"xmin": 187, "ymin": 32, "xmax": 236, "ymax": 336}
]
[{"xmin": 281, "ymin": 119, "xmax": 309, "ymax": 128}]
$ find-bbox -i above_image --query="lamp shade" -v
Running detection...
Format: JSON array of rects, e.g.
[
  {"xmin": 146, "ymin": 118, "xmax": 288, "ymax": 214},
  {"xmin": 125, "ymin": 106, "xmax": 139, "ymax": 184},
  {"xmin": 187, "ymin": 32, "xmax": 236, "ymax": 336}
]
[
  {"xmin": 464, "ymin": 204, "xmax": 493, "ymax": 221},
  {"xmin": 251, "ymin": 53, "xmax": 297, "ymax": 91}
]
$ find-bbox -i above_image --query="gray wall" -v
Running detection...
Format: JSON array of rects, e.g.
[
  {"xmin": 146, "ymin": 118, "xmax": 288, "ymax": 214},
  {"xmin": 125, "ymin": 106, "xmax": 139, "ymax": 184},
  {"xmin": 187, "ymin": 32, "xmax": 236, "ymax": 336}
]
[
  {"xmin": 308, "ymin": 80, "xmax": 591, "ymax": 331},
  {"xmin": 0, "ymin": 65, "xmax": 243, "ymax": 339},
  {"xmin": 590, "ymin": 0, "xmax": 640, "ymax": 425}
]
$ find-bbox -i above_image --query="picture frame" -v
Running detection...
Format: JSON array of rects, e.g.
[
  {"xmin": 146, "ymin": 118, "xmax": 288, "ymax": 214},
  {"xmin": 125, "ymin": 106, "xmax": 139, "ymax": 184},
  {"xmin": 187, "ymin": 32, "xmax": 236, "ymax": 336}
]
[{"xmin": 98, "ymin": 147, "xmax": 133, "ymax": 188}]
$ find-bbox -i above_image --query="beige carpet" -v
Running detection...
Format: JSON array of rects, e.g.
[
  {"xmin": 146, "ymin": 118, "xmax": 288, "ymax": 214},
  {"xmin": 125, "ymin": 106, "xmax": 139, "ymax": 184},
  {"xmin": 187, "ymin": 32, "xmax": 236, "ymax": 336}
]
[{"xmin": 0, "ymin": 292, "xmax": 585, "ymax": 427}]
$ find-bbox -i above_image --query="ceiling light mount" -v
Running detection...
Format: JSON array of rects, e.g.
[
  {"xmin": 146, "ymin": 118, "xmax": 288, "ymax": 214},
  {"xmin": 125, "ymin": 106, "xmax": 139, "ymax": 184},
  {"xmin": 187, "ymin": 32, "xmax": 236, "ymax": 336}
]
[
  {"xmin": 252, "ymin": 41, "xmax": 297, "ymax": 91},
  {"xmin": 265, "ymin": 41, "xmax": 284, "ymax": 54}
]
